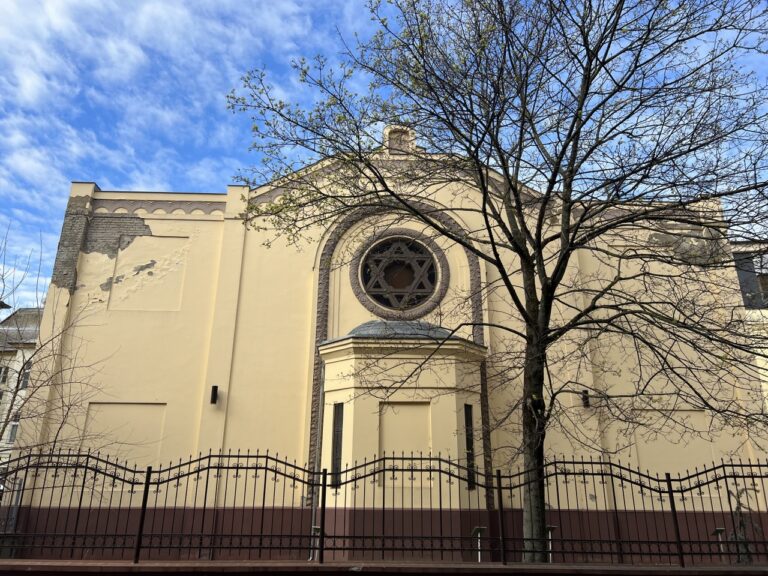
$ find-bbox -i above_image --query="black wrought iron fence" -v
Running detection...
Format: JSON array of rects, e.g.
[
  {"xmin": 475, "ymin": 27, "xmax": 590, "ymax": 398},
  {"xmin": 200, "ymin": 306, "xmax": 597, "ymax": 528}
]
[{"xmin": 0, "ymin": 451, "xmax": 766, "ymax": 566}]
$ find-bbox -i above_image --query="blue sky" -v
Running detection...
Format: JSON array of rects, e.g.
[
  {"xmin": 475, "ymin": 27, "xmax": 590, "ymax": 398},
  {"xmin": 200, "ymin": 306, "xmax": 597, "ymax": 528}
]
[
  {"xmin": 2, "ymin": 2, "xmax": 765, "ymax": 311},
  {"xmin": 0, "ymin": 0, "xmax": 369, "ymax": 308}
]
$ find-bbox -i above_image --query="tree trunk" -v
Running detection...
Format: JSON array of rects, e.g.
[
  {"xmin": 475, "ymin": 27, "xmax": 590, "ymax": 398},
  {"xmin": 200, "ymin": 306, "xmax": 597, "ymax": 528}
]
[{"xmin": 522, "ymin": 337, "xmax": 548, "ymax": 563}]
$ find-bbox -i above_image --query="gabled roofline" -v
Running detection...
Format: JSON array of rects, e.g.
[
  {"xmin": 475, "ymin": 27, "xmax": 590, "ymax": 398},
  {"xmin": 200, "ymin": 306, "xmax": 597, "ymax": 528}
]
[{"xmin": 249, "ymin": 147, "xmax": 541, "ymax": 206}]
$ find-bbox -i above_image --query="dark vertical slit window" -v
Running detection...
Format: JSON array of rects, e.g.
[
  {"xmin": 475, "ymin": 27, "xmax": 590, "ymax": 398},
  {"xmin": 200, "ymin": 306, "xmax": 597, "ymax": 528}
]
[
  {"xmin": 331, "ymin": 402, "xmax": 344, "ymax": 487},
  {"xmin": 464, "ymin": 404, "xmax": 476, "ymax": 490}
]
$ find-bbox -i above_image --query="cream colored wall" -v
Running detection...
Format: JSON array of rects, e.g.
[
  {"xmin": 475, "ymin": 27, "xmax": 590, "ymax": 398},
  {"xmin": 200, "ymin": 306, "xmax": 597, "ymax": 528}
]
[
  {"xmin": 442, "ymin": 194, "xmax": 761, "ymax": 470},
  {"xmin": 35, "ymin": 184, "xmax": 241, "ymax": 463},
  {"xmin": 221, "ymin": 223, "xmax": 317, "ymax": 461},
  {"xmin": 319, "ymin": 338, "xmax": 484, "ymax": 467},
  {"xmin": 33, "ymin": 176, "xmax": 765, "ymax": 474},
  {"xmin": 36, "ymin": 182, "xmax": 324, "ymax": 465},
  {"xmin": 498, "ymin": 229, "xmax": 759, "ymax": 469}
]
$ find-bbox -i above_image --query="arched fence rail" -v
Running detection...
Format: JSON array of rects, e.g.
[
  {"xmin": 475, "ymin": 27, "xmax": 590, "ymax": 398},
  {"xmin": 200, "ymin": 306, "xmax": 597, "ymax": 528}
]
[{"xmin": 0, "ymin": 451, "xmax": 765, "ymax": 565}]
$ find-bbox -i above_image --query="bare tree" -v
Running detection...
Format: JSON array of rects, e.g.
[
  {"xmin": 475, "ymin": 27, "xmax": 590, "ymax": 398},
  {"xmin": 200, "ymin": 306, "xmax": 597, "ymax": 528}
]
[
  {"xmin": 229, "ymin": 0, "xmax": 768, "ymax": 561},
  {"xmin": 0, "ymin": 229, "xmax": 101, "ymax": 460}
]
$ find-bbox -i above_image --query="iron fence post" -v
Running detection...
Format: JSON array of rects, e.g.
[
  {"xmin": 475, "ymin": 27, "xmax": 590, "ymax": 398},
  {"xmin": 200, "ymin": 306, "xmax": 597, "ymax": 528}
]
[
  {"xmin": 132, "ymin": 466, "xmax": 153, "ymax": 564},
  {"xmin": 495, "ymin": 470, "xmax": 507, "ymax": 565},
  {"xmin": 607, "ymin": 463, "xmax": 625, "ymax": 564},
  {"xmin": 318, "ymin": 468, "xmax": 327, "ymax": 564},
  {"xmin": 665, "ymin": 472, "xmax": 685, "ymax": 567},
  {"xmin": 69, "ymin": 453, "xmax": 90, "ymax": 559}
]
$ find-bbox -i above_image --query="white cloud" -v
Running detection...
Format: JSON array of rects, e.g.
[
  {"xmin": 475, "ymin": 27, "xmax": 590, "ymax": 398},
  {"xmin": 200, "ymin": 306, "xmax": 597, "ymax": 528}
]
[
  {"xmin": 0, "ymin": 0, "xmax": 379, "ymax": 308},
  {"xmin": 93, "ymin": 38, "xmax": 148, "ymax": 83}
]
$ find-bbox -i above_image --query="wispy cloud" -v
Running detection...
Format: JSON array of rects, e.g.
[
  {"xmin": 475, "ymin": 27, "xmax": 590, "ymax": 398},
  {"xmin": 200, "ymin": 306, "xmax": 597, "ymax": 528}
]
[{"xmin": 0, "ymin": 0, "xmax": 372, "ymax": 307}]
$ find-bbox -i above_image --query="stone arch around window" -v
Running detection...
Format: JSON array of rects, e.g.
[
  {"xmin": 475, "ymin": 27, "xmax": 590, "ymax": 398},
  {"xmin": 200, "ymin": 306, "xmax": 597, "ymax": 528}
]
[{"xmin": 307, "ymin": 202, "xmax": 486, "ymax": 473}]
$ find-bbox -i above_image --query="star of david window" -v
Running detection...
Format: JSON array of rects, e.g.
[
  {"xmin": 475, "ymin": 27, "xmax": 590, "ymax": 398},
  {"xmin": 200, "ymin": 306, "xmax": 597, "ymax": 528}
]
[{"xmin": 360, "ymin": 238, "xmax": 438, "ymax": 310}]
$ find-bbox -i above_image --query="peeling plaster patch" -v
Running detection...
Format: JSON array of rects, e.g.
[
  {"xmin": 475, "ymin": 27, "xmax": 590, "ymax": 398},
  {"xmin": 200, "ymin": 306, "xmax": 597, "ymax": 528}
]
[
  {"xmin": 107, "ymin": 236, "xmax": 189, "ymax": 311},
  {"xmin": 83, "ymin": 215, "xmax": 153, "ymax": 259},
  {"xmin": 99, "ymin": 275, "xmax": 125, "ymax": 292},
  {"xmin": 648, "ymin": 231, "xmax": 727, "ymax": 265},
  {"xmin": 133, "ymin": 260, "xmax": 157, "ymax": 276}
]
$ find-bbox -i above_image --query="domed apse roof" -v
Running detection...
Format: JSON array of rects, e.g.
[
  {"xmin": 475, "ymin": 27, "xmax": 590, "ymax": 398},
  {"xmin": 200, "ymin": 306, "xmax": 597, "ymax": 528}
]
[{"xmin": 346, "ymin": 320, "xmax": 454, "ymax": 341}]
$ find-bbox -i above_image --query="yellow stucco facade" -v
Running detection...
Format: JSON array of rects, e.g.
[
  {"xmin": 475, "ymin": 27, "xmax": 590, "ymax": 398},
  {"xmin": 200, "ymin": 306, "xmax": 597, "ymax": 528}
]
[{"xmin": 28, "ymin": 161, "xmax": 765, "ymax": 475}]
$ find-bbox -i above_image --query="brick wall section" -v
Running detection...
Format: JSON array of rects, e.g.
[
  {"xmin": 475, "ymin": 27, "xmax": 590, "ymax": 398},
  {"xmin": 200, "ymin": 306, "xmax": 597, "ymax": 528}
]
[
  {"xmin": 51, "ymin": 195, "xmax": 153, "ymax": 292},
  {"xmin": 50, "ymin": 196, "xmax": 92, "ymax": 293},
  {"xmin": 82, "ymin": 215, "xmax": 152, "ymax": 258}
]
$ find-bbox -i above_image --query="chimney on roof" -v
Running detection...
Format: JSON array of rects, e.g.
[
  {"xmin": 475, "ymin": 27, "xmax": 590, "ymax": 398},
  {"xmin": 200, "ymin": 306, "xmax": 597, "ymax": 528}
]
[{"xmin": 384, "ymin": 125, "xmax": 416, "ymax": 155}]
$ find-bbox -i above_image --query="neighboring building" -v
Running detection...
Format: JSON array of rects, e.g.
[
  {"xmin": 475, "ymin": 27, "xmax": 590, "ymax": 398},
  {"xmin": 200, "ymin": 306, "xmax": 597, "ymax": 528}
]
[
  {"xmin": 30, "ymin": 130, "xmax": 764, "ymax": 473},
  {"xmin": 732, "ymin": 242, "xmax": 768, "ymax": 405},
  {"xmin": 732, "ymin": 242, "xmax": 768, "ymax": 310},
  {"xmin": 0, "ymin": 308, "xmax": 41, "ymax": 460}
]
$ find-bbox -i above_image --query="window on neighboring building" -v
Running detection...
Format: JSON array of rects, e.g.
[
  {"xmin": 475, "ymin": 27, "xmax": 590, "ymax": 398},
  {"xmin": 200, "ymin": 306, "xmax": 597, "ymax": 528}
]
[
  {"xmin": 0, "ymin": 366, "xmax": 7, "ymax": 385},
  {"xmin": 758, "ymin": 265, "xmax": 768, "ymax": 302},
  {"xmin": 735, "ymin": 251, "xmax": 768, "ymax": 309},
  {"xmin": 19, "ymin": 365, "xmax": 30, "ymax": 390},
  {"xmin": 7, "ymin": 413, "xmax": 19, "ymax": 443}
]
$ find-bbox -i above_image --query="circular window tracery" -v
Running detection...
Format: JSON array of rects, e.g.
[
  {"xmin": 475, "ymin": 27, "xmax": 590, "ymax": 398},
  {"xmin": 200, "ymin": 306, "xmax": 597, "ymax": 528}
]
[
  {"xmin": 360, "ymin": 238, "xmax": 438, "ymax": 311},
  {"xmin": 349, "ymin": 229, "xmax": 450, "ymax": 320}
]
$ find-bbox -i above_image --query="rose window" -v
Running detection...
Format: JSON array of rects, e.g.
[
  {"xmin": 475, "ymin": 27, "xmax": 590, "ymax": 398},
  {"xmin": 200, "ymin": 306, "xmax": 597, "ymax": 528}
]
[{"xmin": 360, "ymin": 238, "xmax": 437, "ymax": 310}]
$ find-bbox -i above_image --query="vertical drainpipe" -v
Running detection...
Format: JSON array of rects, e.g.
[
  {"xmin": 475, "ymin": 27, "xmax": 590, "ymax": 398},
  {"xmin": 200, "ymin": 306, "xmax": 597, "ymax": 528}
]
[{"xmin": 308, "ymin": 362, "xmax": 325, "ymax": 560}]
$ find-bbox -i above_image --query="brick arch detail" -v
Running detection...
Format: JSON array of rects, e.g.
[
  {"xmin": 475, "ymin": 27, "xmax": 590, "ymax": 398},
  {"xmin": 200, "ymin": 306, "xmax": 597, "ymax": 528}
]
[{"xmin": 307, "ymin": 203, "xmax": 488, "ymax": 477}]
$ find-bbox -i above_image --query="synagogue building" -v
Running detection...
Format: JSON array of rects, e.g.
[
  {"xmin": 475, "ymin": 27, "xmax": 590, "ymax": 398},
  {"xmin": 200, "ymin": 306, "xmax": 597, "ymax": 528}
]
[{"xmin": 29, "ymin": 128, "xmax": 765, "ymax": 474}]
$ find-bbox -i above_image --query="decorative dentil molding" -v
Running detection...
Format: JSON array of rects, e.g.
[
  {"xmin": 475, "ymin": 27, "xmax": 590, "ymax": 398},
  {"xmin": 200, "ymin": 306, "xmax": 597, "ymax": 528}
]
[{"xmin": 92, "ymin": 199, "xmax": 226, "ymax": 215}]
